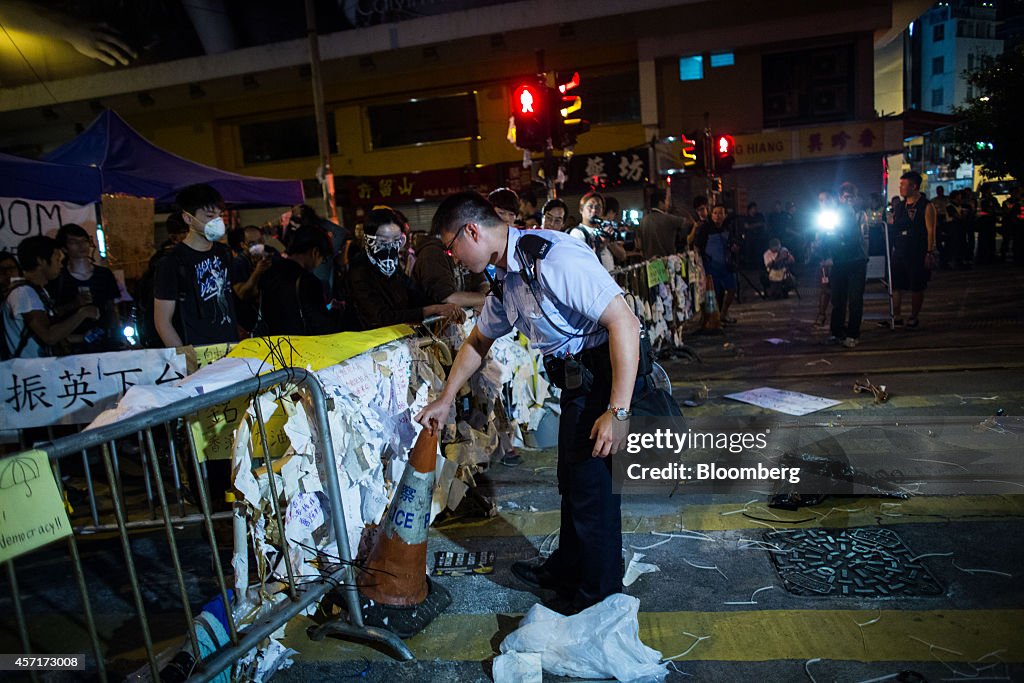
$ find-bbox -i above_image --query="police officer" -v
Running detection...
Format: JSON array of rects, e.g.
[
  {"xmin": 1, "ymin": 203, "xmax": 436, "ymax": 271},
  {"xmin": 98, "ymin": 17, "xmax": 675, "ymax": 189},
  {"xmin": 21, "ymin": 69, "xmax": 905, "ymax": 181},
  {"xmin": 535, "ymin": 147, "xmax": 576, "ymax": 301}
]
[{"xmin": 415, "ymin": 191, "xmax": 648, "ymax": 614}]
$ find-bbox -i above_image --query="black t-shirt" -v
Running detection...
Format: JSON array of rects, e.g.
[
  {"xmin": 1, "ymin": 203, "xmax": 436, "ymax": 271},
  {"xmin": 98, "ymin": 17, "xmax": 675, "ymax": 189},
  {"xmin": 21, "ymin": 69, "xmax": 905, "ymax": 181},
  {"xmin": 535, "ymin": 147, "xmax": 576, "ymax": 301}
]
[
  {"xmin": 259, "ymin": 257, "xmax": 341, "ymax": 336},
  {"xmin": 48, "ymin": 265, "xmax": 121, "ymax": 352},
  {"xmin": 153, "ymin": 242, "xmax": 238, "ymax": 345}
]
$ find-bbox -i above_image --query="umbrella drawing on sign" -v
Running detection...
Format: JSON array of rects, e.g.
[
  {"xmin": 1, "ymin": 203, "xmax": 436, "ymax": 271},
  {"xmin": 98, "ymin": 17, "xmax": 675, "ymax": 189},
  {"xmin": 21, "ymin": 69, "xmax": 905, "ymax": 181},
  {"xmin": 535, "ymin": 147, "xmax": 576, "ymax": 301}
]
[{"xmin": 0, "ymin": 455, "xmax": 42, "ymax": 498}]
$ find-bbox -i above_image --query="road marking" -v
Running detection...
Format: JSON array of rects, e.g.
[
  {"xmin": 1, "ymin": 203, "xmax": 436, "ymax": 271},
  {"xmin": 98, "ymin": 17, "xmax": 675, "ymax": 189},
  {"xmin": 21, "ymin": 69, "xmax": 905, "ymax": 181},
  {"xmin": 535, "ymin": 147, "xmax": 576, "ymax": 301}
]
[{"xmin": 285, "ymin": 608, "xmax": 1024, "ymax": 663}]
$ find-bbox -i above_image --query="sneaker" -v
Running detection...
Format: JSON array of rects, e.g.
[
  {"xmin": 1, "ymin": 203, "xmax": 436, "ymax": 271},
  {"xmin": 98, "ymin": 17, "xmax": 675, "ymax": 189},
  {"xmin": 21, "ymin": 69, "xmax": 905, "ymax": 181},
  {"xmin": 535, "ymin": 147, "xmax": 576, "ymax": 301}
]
[
  {"xmin": 905, "ymin": 318, "xmax": 919, "ymax": 329},
  {"xmin": 877, "ymin": 319, "xmax": 903, "ymax": 328},
  {"xmin": 721, "ymin": 316, "xmax": 737, "ymax": 325},
  {"xmin": 823, "ymin": 335, "xmax": 843, "ymax": 345},
  {"xmin": 500, "ymin": 450, "xmax": 523, "ymax": 467},
  {"xmin": 842, "ymin": 337, "xmax": 859, "ymax": 348}
]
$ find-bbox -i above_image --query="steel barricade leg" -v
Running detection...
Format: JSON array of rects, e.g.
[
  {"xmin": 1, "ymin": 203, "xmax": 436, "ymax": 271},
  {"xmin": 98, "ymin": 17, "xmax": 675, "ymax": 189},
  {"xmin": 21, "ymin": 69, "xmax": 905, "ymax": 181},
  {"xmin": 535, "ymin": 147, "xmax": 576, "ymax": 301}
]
[
  {"xmin": 5, "ymin": 560, "xmax": 40, "ymax": 683},
  {"xmin": 252, "ymin": 394, "xmax": 298, "ymax": 600},
  {"xmin": 52, "ymin": 458, "xmax": 107, "ymax": 682},
  {"xmin": 299, "ymin": 373, "xmax": 413, "ymax": 661},
  {"xmin": 184, "ymin": 426, "xmax": 239, "ymax": 647},
  {"xmin": 101, "ymin": 442, "xmax": 160, "ymax": 681},
  {"xmin": 163, "ymin": 422, "xmax": 187, "ymax": 517},
  {"xmin": 80, "ymin": 449, "xmax": 101, "ymax": 527},
  {"xmin": 143, "ymin": 427, "xmax": 202, "ymax": 668}
]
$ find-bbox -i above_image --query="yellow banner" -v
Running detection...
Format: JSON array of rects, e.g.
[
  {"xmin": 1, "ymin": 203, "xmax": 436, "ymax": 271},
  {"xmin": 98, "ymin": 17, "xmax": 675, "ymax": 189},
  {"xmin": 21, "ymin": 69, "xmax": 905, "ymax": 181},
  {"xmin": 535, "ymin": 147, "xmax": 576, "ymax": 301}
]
[
  {"xmin": 0, "ymin": 450, "xmax": 72, "ymax": 563},
  {"xmin": 798, "ymin": 123, "xmax": 885, "ymax": 160},
  {"xmin": 732, "ymin": 132, "xmax": 792, "ymax": 165},
  {"xmin": 226, "ymin": 325, "xmax": 414, "ymax": 372}
]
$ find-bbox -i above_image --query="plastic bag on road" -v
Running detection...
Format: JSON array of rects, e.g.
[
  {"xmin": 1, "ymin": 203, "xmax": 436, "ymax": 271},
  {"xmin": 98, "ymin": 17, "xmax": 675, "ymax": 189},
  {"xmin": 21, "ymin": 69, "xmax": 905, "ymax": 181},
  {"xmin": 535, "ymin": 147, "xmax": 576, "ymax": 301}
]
[
  {"xmin": 492, "ymin": 651, "xmax": 542, "ymax": 683},
  {"xmin": 497, "ymin": 593, "xmax": 666, "ymax": 682}
]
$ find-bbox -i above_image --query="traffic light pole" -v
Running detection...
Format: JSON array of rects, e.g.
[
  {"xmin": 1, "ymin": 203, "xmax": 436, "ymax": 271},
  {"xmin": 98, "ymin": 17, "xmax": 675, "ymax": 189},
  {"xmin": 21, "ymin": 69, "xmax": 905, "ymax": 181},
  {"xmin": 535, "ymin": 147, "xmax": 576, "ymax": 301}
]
[{"xmin": 305, "ymin": 0, "xmax": 338, "ymax": 224}]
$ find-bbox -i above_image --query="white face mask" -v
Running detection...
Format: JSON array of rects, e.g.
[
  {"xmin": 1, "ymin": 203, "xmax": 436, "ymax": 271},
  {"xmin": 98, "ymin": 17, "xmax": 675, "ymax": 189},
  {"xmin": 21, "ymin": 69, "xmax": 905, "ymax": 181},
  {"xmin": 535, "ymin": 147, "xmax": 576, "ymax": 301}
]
[{"xmin": 203, "ymin": 216, "xmax": 226, "ymax": 242}]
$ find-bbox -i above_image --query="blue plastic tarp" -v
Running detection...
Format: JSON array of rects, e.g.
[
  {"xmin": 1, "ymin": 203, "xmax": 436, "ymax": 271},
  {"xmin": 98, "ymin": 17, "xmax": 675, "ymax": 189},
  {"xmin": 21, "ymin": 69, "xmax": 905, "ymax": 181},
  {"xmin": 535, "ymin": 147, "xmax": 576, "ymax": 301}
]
[
  {"xmin": 0, "ymin": 153, "xmax": 101, "ymax": 204},
  {"xmin": 43, "ymin": 110, "xmax": 304, "ymax": 208}
]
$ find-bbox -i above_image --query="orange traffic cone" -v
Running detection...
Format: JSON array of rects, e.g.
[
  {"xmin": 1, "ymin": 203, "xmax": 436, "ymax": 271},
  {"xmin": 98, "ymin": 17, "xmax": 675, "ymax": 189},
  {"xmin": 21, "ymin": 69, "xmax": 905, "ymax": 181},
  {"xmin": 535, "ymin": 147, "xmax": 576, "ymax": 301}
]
[
  {"xmin": 701, "ymin": 274, "xmax": 722, "ymax": 331},
  {"xmin": 359, "ymin": 427, "xmax": 437, "ymax": 605}
]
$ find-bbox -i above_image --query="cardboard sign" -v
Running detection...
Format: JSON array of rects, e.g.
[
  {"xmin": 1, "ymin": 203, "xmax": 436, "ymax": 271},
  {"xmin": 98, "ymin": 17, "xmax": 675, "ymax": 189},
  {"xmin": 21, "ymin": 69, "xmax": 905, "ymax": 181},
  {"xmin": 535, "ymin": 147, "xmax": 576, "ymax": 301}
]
[{"xmin": 0, "ymin": 450, "xmax": 72, "ymax": 563}]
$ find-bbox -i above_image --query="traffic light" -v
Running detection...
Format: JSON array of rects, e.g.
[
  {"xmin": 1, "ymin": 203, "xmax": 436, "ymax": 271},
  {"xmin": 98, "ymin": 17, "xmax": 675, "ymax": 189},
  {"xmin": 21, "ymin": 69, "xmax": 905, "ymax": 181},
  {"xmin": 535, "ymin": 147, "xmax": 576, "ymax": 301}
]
[
  {"xmin": 510, "ymin": 80, "xmax": 549, "ymax": 152},
  {"xmin": 550, "ymin": 71, "xmax": 590, "ymax": 149},
  {"xmin": 681, "ymin": 131, "xmax": 704, "ymax": 171},
  {"xmin": 715, "ymin": 134, "xmax": 735, "ymax": 173}
]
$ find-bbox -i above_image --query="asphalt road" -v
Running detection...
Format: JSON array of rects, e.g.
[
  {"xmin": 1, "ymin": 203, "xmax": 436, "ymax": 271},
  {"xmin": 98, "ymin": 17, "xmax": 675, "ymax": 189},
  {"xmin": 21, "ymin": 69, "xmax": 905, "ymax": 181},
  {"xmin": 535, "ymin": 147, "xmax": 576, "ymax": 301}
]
[{"xmin": 279, "ymin": 262, "xmax": 1024, "ymax": 682}]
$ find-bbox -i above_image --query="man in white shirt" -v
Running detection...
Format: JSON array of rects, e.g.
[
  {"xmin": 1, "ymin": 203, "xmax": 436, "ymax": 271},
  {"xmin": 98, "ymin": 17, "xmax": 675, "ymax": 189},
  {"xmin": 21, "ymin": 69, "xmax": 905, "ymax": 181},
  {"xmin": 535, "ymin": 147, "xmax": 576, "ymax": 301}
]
[{"xmin": 2, "ymin": 235, "xmax": 98, "ymax": 358}]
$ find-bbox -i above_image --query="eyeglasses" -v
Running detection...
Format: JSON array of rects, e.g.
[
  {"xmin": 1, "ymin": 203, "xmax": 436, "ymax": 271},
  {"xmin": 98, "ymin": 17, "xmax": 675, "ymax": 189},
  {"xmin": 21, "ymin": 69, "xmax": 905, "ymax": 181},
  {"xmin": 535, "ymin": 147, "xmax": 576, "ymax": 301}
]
[{"xmin": 445, "ymin": 224, "xmax": 468, "ymax": 256}]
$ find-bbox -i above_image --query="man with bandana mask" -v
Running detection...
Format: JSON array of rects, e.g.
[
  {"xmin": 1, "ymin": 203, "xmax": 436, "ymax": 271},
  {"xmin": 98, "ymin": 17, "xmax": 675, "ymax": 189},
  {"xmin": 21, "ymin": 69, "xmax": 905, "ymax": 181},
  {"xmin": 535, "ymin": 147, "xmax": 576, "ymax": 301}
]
[
  {"xmin": 345, "ymin": 206, "xmax": 464, "ymax": 330},
  {"xmin": 154, "ymin": 184, "xmax": 238, "ymax": 347}
]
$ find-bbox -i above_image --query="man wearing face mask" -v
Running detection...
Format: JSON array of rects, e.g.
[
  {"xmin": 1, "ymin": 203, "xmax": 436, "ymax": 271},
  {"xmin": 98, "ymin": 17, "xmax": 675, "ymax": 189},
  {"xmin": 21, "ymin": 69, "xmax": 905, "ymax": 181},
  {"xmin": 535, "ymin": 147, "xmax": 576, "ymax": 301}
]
[
  {"xmin": 344, "ymin": 206, "xmax": 463, "ymax": 331},
  {"xmin": 153, "ymin": 184, "xmax": 238, "ymax": 347}
]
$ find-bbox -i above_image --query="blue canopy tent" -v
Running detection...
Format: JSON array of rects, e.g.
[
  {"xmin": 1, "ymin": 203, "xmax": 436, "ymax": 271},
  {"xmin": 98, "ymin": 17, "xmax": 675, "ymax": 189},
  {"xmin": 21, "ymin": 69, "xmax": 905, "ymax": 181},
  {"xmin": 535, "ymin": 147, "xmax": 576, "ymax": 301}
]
[
  {"xmin": 43, "ymin": 110, "xmax": 304, "ymax": 208},
  {"xmin": 0, "ymin": 152, "xmax": 102, "ymax": 204}
]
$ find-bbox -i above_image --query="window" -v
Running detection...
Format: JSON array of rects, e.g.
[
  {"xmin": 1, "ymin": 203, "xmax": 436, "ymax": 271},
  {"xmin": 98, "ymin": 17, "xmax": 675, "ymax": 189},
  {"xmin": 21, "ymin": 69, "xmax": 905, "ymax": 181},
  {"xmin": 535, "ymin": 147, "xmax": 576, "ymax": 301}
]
[
  {"xmin": 932, "ymin": 88, "xmax": 944, "ymax": 107},
  {"xmin": 679, "ymin": 55, "xmax": 704, "ymax": 81},
  {"xmin": 968, "ymin": 53, "xmax": 975, "ymax": 71},
  {"xmin": 710, "ymin": 52, "xmax": 735, "ymax": 68},
  {"xmin": 762, "ymin": 44, "xmax": 855, "ymax": 127},
  {"xmin": 933, "ymin": 23, "xmax": 945, "ymax": 41},
  {"xmin": 239, "ymin": 115, "xmax": 336, "ymax": 165},
  {"xmin": 367, "ymin": 93, "xmax": 478, "ymax": 149},
  {"xmin": 578, "ymin": 70, "xmax": 641, "ymax": 124},
  {"xmin": 932, "ymin": 56, "xmax": 944, "ymax": 74},
  {"xmin": 967, "ymin": 85, "xmax": 974, "ymax": 100}
]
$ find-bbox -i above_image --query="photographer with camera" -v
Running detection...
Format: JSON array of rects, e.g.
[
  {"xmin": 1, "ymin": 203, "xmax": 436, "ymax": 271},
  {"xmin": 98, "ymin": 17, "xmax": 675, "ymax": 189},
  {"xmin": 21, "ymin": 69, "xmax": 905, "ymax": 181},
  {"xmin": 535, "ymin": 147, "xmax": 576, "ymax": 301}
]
[
  {"xmin": 762, "ymin": 238, "xmax": 796, "ymax": 299},
  {"xmin": 569, "ymin": 192, "xmax": 627, "ymax": 271}
]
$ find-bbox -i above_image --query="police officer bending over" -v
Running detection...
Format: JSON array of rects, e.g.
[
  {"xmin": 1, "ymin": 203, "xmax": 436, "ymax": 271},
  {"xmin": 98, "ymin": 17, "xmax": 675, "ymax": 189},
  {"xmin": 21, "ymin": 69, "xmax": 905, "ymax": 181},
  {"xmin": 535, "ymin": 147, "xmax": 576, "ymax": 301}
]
[{"xmin": 415, "ymin": 191, "xmax": 649, "ymax": 614}]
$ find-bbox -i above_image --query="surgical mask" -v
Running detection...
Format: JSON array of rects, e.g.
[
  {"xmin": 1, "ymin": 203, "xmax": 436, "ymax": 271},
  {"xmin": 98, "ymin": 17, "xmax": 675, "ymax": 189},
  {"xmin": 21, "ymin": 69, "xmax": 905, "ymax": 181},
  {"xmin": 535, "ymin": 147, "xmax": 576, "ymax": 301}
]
[
  {"xmin": 203, "ymin": 216, "xmax": 226, "ymax": 242},
  {"xmin": 365, "ymin": 234, "xmax": 402, "ymax": 277}
]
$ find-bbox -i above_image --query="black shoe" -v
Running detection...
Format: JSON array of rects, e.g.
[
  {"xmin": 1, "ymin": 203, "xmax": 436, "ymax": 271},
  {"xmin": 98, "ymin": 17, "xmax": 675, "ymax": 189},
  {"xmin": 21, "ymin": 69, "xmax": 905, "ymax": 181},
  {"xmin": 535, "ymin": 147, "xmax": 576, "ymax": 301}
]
[
  {"xmin": 543, "ymin": 594, "xmax": 583, "ymax": 616},
  {"xmin": 511, "ymin": 560, "xmax": 564, "ymax": 590}
]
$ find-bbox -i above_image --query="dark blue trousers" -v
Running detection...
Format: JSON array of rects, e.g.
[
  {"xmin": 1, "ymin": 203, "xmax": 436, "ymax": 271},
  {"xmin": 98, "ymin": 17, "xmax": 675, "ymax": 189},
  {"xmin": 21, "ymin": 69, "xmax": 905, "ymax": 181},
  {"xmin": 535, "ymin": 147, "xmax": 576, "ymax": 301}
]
[{"xmin": 543, "ymin": 364, "xmax": 650, "ymax": 607}]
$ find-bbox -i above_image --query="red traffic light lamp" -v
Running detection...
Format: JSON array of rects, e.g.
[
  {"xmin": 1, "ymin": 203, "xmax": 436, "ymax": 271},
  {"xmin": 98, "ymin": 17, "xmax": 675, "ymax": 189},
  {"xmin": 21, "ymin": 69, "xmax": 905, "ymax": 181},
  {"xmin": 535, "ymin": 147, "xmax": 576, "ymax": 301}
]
[
  {"xmin": 715, "ymin": 134, "xmax": 735, "ymax": 173},
  {"xmin": 509, "ymin": 81, "xmax": 549, "ymax": 152}
]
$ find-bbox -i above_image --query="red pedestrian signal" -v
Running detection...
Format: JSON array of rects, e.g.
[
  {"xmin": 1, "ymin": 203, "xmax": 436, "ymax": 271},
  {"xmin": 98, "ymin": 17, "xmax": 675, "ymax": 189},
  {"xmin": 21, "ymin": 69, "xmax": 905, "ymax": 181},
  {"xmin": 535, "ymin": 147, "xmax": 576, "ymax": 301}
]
[
  {"xmin": 515, "ymin": 84, "xmax": 538, "ymax": 114},
  {"xmin": 715, "ymin": 134, "xmax": 735, "ymax": 173},
  {"xmin": 509, "ymin": 81, "xmax": 549, "ymax": 152}
]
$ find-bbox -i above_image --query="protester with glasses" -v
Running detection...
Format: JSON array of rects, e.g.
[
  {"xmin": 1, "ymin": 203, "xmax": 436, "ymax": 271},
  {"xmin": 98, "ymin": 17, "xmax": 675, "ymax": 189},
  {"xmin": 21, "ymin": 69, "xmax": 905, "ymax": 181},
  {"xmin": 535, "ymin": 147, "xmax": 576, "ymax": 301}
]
[
  {"xmin": 344, "ymin": 206, "xmax": 464, "ymax": 331},
  {"xmin": 541, "ymin": 198, "xmax": 568, "ymax": 231}
]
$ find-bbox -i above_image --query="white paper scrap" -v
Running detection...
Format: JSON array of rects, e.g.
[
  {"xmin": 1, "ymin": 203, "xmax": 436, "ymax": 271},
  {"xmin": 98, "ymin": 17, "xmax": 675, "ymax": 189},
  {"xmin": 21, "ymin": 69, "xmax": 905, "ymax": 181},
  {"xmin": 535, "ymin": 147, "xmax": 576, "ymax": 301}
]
[{"xmin": 724, "ymin": 387, "xmax": 842, "ymax": 416}]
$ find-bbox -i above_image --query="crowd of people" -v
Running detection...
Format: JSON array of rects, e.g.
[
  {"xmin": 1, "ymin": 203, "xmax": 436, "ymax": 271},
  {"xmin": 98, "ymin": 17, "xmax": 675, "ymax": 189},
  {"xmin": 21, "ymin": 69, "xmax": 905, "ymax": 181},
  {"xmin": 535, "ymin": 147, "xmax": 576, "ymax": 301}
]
[{"xmin": 2, "ymin": 175, "xmax": 1020, "ymax": 363}]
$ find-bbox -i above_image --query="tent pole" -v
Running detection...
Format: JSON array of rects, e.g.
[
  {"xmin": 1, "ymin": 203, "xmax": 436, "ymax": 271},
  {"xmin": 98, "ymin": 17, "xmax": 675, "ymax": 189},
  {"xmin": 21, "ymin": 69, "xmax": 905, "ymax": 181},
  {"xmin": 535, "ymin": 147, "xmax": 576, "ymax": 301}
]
[{"xmin": 305, "ymin": 0, "xmax": 338, "ymax": 225}]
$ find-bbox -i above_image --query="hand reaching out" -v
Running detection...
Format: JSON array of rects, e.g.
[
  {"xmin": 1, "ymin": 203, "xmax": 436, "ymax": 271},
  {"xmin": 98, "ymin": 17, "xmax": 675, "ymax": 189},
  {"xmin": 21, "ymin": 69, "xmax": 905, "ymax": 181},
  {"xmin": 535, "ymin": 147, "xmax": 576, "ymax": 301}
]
[{"xmin": 65, "ymin": 23, "xmax": 136, "ymax": 66}]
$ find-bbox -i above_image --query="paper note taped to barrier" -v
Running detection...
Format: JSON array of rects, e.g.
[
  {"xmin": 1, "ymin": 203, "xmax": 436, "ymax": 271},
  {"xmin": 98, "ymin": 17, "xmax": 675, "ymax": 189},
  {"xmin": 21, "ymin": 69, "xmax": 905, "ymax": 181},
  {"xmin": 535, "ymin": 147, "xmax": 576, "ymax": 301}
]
[
  {"xmin": 0, "ymin": 450, "xmax": 72, "ymax": 563},
  {"xmin": 724, "ymin": 387, "xmax": 842, "ymax": 416}
]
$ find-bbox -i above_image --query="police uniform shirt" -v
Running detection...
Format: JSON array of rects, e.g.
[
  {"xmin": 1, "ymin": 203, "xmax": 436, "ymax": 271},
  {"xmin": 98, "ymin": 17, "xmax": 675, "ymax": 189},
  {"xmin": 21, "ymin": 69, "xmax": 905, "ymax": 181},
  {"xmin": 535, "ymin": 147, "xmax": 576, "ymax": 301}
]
[{"xmin": 477, "ymin": 227, "xmax": 622, "ymax": 358}]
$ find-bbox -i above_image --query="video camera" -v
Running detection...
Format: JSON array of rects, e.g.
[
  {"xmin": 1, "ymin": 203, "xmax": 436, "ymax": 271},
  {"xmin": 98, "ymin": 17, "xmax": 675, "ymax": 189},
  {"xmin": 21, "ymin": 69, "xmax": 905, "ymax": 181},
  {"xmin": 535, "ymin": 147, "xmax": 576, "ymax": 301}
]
[{"xmin": 594, "ymin": 219, "xmax": 635, "ymax": 248}]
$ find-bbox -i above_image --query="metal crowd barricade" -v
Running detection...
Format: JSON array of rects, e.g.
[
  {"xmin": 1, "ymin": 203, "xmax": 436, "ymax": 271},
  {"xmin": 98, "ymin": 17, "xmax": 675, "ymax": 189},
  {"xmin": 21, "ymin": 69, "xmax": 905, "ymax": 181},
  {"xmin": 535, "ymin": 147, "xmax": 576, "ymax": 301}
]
[{"xmin": 1, "ymin": 367, "xmax": 412, "ymax": 683}]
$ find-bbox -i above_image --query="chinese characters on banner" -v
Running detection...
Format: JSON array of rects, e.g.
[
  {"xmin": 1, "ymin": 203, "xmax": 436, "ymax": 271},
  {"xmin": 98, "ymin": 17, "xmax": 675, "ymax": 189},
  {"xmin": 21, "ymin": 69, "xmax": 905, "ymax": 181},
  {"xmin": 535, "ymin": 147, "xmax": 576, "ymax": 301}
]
[
  {"xmin": 729, "ymin": 121, "xmax": 892, "ymax": 168},
  {"xmin": 1, "ymin": 349, "xmax": 187, "ymax": 429},
  {"xmin": 341, "ymin": 166, "xmax": 501, "ymax": 206},
  {"xmin": 562, "ymin": 151, "xmax": 649, "ymax": 194}
]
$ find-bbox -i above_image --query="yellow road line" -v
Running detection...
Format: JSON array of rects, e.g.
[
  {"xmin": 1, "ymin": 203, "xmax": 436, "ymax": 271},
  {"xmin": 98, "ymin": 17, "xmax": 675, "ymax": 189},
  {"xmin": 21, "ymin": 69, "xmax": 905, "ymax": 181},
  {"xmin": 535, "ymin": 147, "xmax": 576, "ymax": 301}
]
[
  {"xmin": 435, "ymin": 495, "xmax": 1024, "ymax": 538},
  {"xmin": 286, "ymin": 608, "xmax": 1024, "ymax": 663}
]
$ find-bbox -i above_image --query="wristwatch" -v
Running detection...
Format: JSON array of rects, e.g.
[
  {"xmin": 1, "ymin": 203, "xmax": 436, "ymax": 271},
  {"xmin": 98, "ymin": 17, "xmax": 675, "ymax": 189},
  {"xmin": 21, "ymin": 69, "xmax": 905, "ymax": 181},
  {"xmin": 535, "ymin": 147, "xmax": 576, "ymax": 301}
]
[{"xmin": 607, "ymin": 405, "xmax": 632, "ymax": 421}]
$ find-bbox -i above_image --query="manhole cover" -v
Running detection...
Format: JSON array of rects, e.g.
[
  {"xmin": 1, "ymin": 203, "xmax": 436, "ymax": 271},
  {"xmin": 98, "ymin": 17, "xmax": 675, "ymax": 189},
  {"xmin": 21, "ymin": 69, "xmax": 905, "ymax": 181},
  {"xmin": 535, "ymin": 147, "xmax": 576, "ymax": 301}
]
[{"xmin": 766, "ymin": 527, "xmax": 943, "ymax": 597}]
